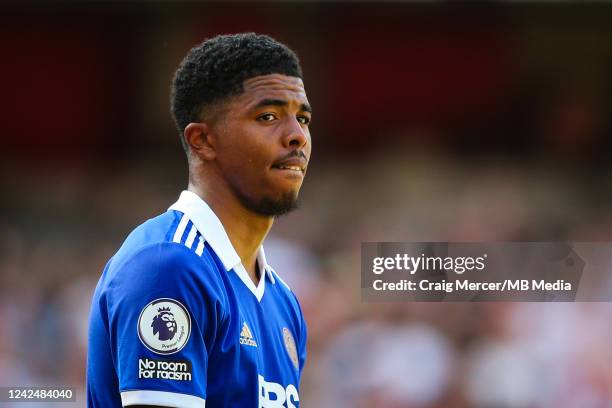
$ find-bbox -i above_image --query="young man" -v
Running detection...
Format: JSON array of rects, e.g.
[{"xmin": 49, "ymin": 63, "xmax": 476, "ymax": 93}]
[{"xmin": 87, "ymin": 33, "xmax": 312, "ymax": 408}]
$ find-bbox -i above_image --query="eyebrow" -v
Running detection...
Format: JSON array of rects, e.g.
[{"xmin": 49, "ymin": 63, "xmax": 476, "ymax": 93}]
[{"xmin": 253, "ymin": 98, "xmax": 312, "ymax": 114}]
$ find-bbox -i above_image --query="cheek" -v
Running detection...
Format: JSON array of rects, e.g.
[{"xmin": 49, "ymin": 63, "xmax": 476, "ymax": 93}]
[
  {"xmin": 216, "ymin": 124, "xmax": 285, "ymax": 193},
  {"xmin": 232, "ymin": 139, "xmax": 273, "ymax": 175},
  {"xmin": 219, "ymin": 127, "xmax": 271, "ymax": 169},
  {"xmin": 220, "ymin": 142, "xmax": 272, "ymax": 194}
]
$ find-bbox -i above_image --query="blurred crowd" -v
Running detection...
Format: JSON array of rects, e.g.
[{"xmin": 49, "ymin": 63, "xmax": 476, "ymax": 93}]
[
  {"xmin": 3, "ymin": 148, "xmax": 612, "ymax": 407},
  {"xmin": 3, "ymin": 2, "xmax": 612, "ymax": 407}
]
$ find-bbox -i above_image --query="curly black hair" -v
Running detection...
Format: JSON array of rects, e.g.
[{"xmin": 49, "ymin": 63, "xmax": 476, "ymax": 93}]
[{"xmin": 170, "ymin": 33, "xmax": 303, "ymax": 151}]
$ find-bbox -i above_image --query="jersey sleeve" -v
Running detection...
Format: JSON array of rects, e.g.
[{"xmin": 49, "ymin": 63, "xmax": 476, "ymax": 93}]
[{"xmin": 103, "ymin": 242, "xmax": 224, "ymax": 407}]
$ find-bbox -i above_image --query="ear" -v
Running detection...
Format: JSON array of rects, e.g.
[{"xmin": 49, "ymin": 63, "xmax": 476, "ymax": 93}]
[{"xmin": 184, "ymin": 122, "xmax": 217, "ymax": 161}]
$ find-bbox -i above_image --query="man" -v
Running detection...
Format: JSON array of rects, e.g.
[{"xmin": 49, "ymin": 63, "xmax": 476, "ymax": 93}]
[{"xmin": 87, "ymin": 33, "xmax": 312, "ymax": 408}]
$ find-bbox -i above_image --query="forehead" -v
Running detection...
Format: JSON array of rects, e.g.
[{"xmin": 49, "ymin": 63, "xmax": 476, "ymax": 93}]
[{"xmin": 237, "ymin": 74, "xmax": 308, "ymax": 107}]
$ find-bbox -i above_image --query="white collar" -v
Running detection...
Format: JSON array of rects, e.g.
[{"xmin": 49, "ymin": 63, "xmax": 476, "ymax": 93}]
[{"xmin": 168, "ymin": 190, "xmax": 275, "ymax": 300}]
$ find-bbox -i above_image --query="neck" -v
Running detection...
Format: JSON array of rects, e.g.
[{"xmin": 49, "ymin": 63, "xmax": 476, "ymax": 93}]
[{"xmin": 188, "ymin": 176, "xmax": 273, "ymax": 284}]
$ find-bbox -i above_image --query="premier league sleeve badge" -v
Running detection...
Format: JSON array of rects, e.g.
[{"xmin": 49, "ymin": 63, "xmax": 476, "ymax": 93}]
[{"xmin": 137, "ymin": 298, "xmax": 191, "ymax": 355}]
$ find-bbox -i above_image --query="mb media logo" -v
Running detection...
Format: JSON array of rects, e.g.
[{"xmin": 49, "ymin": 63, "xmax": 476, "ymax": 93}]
[{"xmin": 239, "ymin": 322, "xmax": 257, "ymax": 347}]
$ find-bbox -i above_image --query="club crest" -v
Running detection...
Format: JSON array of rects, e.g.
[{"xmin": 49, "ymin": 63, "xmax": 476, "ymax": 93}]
[{"xmin": 282, "ymin": 327, "xmax": 299, "ymax": 370}]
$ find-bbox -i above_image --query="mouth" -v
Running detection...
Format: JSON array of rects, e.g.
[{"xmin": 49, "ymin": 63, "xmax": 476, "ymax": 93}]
[
  {"xmin": 271, "ymin": 155, "xmax": 307, "ymax": 176},
  {"xmin": 270, "ymin": 165, "xmax": 305, "ymax": 181},
  {"xmin": 271, "ymin": 164, "xmax": 304, "ymax": 173}
]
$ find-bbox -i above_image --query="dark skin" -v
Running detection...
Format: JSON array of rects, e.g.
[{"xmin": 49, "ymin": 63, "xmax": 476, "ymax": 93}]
[
  {"xmin": 187, "ymin": 73, "xmax": 312, "ymax": 283},
  {"xmin": 129, "ymin": 74, "xmax": 311, "ymax": 407}
]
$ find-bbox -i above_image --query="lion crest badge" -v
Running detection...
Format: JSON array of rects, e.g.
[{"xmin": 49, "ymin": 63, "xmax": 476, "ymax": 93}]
[
  {"xmin": 282, "ymin": 327, "xmax": 299, "ymax": 370},
  {"xmin": 138, "ymin": 298, "xmax": 191, "ymax": 355}
]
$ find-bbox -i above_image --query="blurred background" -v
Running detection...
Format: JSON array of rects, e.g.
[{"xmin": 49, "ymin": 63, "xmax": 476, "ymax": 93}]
[{"xmin": 2, "ymin": 1, "xmax": 612, "ymax": 407}]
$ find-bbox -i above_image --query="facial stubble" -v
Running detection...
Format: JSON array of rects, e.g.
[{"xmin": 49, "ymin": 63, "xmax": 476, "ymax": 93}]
[{"xmin": 233, "ymin": 186, "xmax": 300, "ymax": 217}]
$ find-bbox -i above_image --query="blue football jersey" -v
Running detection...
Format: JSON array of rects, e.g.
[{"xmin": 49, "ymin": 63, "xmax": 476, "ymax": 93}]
[{"xmin": 87, "ymin": 191, "xmax": 307, "ymax": 407}]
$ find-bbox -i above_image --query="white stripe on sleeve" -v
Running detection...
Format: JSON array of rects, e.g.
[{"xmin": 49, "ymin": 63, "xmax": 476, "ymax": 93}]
[
  {"xmin": 173, "ymin": 215, "xmax": 190, "ymax": 243},
  {"xmin": 184, "ymin": 224, "xmax": 197, "ymax": 248},
  {"xmin": 195, "ymin": 236, "xmax": 205, "ymax": 256},
  {"xmin": 121, "ymin": 390, "xmax": 205, "ymax": 407}
]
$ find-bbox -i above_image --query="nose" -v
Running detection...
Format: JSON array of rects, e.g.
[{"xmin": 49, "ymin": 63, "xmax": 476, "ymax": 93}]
[{"xmin": 282, "ymin": 117, "xmax": 308, "ymax": 149}]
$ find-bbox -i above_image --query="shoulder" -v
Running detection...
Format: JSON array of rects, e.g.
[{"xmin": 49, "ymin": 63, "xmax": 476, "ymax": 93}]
[
  {"xmin": 107, "ymin": 209, "xmax": 217, "ymax": 275},
  {"xmin": 110, "ymin": 209, "xmax": 190, "ymax": 265},
  {"xmin": 268, "ymin": 268, "xmax": 298, "ymax": 301},
  {"xmin": 96, "ymin": 210, "xmax": 225, "ymax": 309},
  {"xmin": 267, "ymin": 267, "xmax": 305, "ymax": 322}
]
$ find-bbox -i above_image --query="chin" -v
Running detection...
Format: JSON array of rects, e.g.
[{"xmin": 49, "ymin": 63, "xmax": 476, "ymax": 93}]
[
  {"xmin": 235, "ymin": 188, "xmax": 299, "ymax": 217},
  {"xmin": 259, "ymin": 190, "xmax": 300, "ymax": 217}
]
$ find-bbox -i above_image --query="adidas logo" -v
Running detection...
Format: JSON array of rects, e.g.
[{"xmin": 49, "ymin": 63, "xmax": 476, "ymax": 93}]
[{"xmin": 239, "ymin": 322, "xmax": 257, "ymax": 347}]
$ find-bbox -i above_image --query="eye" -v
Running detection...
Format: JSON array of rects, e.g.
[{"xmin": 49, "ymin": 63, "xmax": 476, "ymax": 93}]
[
  {"xmin": 257, "ymin": 113, "xmax": 277, "ymax": 122},
  {"xmin": 297, "ymin": 115, "xmax": 311, "ymax": 125}
]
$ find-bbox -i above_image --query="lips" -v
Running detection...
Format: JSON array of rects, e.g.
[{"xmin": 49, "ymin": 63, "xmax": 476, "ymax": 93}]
[
  {"xmin": 276, "ymin": 165, "xmax": 302, "ymax": 171},
  {"xmin": 271, "ymin": 156, "xmax": 307, "ymax": 173}
]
